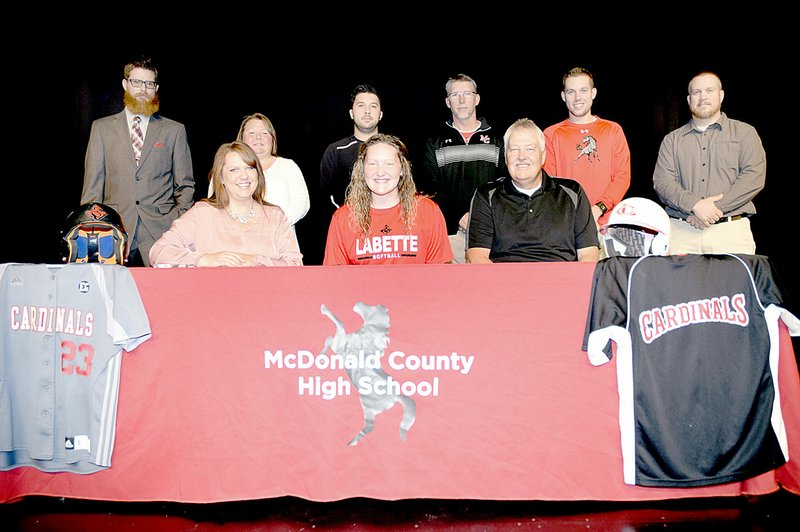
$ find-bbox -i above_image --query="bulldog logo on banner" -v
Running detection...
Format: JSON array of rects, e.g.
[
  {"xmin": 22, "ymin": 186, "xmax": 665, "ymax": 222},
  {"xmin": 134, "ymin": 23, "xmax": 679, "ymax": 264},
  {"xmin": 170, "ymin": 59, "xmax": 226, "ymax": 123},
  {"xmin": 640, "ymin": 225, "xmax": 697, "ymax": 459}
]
[{"xmin": 319, "ymin": 303, "xmax": 415, "ymax": 446}]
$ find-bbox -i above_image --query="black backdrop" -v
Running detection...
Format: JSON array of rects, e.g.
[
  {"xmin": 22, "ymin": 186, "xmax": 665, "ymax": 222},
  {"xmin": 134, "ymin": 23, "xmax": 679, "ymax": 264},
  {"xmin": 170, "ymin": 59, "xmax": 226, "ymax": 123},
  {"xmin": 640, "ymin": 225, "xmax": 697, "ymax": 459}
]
[{"xmin": 7, "ymin": 27, "xmax": 796, "ymax": 319}]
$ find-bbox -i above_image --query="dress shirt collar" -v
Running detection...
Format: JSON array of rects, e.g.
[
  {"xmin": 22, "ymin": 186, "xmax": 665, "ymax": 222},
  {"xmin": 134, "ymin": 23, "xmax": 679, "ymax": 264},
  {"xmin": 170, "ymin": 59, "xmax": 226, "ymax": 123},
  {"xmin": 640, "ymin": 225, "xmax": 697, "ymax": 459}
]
[
  {"xmin": 683, "ymin": 112, "xmax": 728, "ymax": 136},
  {"xmin": 124, "ymin": 108, "xmax": 150, "ymax": 139}
]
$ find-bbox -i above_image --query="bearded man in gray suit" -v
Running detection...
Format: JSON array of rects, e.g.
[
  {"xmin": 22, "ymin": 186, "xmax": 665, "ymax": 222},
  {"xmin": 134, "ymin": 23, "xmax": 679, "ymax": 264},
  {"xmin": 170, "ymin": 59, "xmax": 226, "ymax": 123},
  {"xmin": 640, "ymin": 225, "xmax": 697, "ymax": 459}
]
[{"xmin": 81, "ymin": 57, "xmax": 194, "ymax": 266}]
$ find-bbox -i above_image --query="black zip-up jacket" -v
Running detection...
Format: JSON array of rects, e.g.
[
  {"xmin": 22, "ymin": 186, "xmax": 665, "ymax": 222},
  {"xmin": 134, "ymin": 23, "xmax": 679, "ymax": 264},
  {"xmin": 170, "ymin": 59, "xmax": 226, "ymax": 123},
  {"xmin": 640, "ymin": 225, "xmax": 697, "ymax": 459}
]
[{"xmin": 422, "ymin": 118, "xmax": 505, "ymax": 234}]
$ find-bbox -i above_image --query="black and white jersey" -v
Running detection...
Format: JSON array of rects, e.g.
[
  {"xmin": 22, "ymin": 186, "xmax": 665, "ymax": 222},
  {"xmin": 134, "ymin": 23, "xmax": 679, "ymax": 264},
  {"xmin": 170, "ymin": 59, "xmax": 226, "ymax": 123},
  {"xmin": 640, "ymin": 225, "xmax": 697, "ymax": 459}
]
[{"xmin": 583, "ymin": 254, "xmax": 800, "ymax": 487}]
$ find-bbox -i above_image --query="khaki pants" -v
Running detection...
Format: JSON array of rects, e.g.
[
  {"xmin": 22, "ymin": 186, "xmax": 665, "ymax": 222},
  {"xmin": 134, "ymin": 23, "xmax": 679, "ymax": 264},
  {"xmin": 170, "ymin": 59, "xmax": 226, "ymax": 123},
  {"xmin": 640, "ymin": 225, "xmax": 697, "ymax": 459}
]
[
  {"xmin": 449, "ymin": 229, "xmax": 467, "ymax": 264},
  {"xmin": 669, "ymin": 217, "xmax": 756, "ymax": 255}
]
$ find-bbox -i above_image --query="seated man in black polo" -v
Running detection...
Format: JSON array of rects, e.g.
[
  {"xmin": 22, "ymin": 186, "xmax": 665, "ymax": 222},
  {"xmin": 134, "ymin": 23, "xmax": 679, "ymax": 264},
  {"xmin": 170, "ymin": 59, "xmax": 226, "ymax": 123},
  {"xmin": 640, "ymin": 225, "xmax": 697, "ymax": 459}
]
[{"xmin": 466, "ymin": 118, "xmax": 599, "ymax": 263}]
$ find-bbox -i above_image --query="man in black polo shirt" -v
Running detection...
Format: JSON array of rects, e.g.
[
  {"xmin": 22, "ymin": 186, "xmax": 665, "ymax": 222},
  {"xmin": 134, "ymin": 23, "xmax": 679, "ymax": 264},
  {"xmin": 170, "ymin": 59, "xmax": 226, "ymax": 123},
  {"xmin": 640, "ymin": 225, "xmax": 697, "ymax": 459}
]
[{"xmin": 466, "ymin": 119, "xmax": 599, "ymax": 263}]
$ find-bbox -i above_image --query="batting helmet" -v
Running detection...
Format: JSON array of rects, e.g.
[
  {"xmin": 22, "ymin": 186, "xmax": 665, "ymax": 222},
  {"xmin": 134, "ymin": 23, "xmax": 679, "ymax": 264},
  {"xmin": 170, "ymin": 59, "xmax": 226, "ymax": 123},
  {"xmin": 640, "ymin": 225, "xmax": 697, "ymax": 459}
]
[
  {"xmin": 60, "ymin": 203, "xmax": 128, "ymax": 264},
  {"xmin": 600, "ymin": 197, "xmax": 671, "ymax": 257}
]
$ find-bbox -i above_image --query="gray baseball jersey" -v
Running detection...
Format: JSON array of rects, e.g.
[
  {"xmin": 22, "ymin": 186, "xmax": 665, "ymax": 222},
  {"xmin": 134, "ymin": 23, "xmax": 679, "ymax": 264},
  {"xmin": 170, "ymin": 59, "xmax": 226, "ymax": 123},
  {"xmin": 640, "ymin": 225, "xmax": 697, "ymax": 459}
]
[{"xmin": 1, "ymin": 263, "xmax": 151, "ymax": 473}]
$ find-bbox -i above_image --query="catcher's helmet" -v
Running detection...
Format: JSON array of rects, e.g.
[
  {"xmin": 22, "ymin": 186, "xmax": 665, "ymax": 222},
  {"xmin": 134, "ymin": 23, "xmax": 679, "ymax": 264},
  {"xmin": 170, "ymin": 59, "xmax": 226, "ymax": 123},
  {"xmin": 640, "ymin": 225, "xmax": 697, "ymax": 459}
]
[
  {"xmin": 600, "ymin": 197, "xmax": 671, "ymax": 257},
  {"xmin": 60, "ymin": 203, "xmax": 128, "ymax": 264}
]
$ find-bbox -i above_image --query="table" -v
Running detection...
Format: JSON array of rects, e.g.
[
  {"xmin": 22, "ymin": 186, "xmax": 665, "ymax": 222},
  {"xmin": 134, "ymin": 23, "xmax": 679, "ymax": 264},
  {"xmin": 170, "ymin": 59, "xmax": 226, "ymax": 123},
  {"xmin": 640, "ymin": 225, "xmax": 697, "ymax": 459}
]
[{"xmin": 2, "ymin": 263, "xmax": 798, "ymax": 503}]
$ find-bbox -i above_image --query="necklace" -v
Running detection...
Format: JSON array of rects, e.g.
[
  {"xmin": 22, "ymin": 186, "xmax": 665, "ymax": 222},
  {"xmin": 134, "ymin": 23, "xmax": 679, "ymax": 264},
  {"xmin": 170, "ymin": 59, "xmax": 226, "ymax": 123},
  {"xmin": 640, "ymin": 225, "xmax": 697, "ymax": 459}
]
[{"xmin": 228, "ymin": 202, "xmax": 256, "ymax": 224}]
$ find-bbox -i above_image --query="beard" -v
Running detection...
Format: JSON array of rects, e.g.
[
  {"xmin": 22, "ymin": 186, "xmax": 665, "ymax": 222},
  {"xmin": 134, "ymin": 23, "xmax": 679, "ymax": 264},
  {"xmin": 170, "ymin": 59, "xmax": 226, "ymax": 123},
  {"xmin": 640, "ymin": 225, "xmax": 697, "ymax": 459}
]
[
  {"xmin": 354, "ymin": 115, "xmax": 377, "ymax": 135},
  {"xmin": 690, "ymin": 102, "xmax": 720, "ymax": 120},
  {"xmin": 124, "ymin": 91, "xmax": 160, "ymax": 116}
]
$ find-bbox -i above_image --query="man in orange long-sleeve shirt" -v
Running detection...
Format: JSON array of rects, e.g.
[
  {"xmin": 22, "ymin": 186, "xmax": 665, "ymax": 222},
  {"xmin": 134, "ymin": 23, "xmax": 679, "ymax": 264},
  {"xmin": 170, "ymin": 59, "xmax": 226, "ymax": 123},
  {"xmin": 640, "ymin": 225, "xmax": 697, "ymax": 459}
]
[{"xmin": 544, "ymin": 67, "xmax": 630, "ymax": 255}]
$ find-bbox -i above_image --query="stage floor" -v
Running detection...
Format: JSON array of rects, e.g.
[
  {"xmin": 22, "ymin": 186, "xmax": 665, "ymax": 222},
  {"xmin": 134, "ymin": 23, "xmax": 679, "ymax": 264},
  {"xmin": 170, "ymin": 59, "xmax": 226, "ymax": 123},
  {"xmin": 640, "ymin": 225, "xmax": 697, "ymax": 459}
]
[{"xmin": 3, "ymin": 491, "xmax": 798, "ymax": 530}]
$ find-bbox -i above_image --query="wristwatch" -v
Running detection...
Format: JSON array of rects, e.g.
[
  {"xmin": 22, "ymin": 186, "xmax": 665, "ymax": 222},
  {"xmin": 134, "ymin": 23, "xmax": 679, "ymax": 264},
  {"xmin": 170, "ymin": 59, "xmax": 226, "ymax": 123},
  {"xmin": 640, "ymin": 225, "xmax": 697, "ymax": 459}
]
[{"xmin": 595, "ymin": 202, "xmax": 608, "ymax": 215}]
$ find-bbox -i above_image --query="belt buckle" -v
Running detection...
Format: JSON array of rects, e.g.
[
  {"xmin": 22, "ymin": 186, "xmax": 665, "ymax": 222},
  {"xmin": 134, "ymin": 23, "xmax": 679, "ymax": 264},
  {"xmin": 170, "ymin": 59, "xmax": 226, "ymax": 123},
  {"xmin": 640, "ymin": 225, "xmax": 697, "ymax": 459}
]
[{"xmin": 715, "ymin": 214, "xmax": 742, "ymax": 224}]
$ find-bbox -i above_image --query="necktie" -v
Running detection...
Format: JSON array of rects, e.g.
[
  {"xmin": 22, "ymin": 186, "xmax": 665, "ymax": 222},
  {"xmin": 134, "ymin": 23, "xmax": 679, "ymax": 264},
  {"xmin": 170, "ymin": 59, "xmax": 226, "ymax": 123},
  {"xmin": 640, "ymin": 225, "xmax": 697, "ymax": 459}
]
[{"xmin": 131, "ymin": 116, "xmax": 144, "ymax": 165}]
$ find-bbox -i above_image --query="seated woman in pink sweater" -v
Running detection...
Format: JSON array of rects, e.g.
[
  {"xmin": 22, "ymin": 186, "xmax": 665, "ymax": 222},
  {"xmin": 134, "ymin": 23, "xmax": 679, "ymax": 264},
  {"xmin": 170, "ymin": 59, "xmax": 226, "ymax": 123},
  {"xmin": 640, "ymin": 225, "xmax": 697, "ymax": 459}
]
[{"xmin": 150, "ymin": 141, "xmax": 303, "ymax": 267}]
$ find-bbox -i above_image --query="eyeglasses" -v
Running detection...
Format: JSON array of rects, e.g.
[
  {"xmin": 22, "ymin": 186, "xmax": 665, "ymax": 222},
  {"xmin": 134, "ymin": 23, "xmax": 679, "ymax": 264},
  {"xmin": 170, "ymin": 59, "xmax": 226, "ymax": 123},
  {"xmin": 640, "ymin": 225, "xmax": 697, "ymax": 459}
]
[
  {"xmin": 127, "ymin": 78, "xmax": 158, "ymax": 90},
  {"xmin": 448, "ymin": 91, "xmax": 476, "ymax": 100}
]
